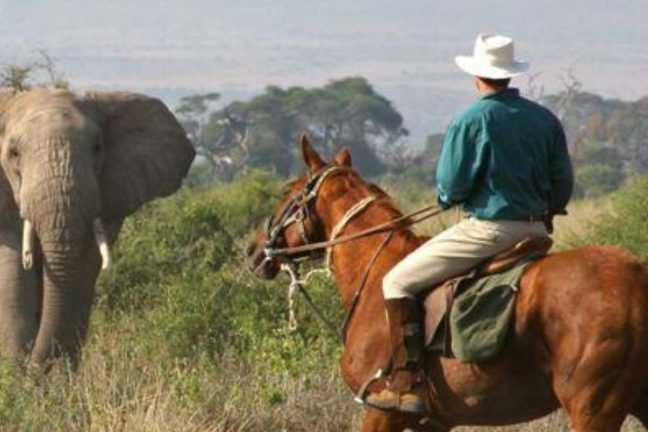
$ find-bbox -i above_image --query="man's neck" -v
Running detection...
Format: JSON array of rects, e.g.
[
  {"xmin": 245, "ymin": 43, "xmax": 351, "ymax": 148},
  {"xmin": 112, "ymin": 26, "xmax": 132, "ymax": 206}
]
[
  {"xmin": 475, "ymin": 78, "xmax": 509, "ymax": 95},
  {"xmin": 478, "ymin": 84, "xmax": 507, "ymax": 95}
]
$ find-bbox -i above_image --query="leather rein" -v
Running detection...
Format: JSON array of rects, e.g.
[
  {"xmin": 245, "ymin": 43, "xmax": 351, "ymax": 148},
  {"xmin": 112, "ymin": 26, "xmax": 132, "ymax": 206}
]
[{"xmin": 262, "ymin": 165, "xmax": 446, "ymax": 342}]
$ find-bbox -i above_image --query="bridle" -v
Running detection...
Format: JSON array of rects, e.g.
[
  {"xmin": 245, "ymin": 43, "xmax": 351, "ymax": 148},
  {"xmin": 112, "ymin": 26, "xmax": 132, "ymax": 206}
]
[
  {"xmin": 263, "ymin": 165, "xmax": 345, "ymax": 261},
  {"xmin": 262, "ymin": 164, "xmax": 384, "ymax": 342},
  {"xmin": 260, "ymin": 164, "xmax": 446, "ymax": 343}
]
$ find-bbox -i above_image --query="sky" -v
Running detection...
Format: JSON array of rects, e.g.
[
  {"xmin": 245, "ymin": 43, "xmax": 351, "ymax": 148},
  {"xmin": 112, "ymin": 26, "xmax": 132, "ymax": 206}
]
[{"xmin": 0, "ymin": 0, "xmax": 647, "ymax": 142}]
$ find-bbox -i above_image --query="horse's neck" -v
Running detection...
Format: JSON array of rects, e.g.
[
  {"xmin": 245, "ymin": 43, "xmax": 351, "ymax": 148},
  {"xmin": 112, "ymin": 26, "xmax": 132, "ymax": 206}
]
[
  {"xmin": 321, "ymin": 198, "xmax": 424, "ymax": 390},
  {"xmin": 321, "ymin": 197, "xmax": 423, "ymax": 309}
]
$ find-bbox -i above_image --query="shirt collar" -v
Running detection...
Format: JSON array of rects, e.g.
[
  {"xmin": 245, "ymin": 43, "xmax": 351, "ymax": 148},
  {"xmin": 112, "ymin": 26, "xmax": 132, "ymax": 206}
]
[{"xmin": 480, "ymin": 87, "xmax": 520, "ymax": 101}]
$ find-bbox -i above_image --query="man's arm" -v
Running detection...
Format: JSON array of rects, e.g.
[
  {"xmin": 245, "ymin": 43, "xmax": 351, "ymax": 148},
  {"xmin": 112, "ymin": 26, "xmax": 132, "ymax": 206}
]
[
  {"xmin": 436, "ymin": 118, "xmax": 487, "ymax": 208},
  {"xmin": 548, "ymin": 126, "xmax": 574, "ymax": 213}
]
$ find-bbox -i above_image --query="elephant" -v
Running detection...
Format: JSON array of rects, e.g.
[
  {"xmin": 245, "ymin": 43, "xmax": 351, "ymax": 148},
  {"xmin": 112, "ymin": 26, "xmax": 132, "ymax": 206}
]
[{"xmin": 0, "ymin": 87, "xmax": 195, "ymax": 368}]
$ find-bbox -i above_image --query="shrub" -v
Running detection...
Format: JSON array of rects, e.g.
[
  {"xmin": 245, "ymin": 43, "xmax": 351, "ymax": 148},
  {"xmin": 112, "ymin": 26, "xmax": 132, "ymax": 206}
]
[
  {"xmin": 576, "ymin": 163, "xmax": 622, "ymax": 198},
  {"xmin": 585, "ymin": 176, "xmax": 648, "ymax": 258},
  {"xmin": 97, "ymin": 170, "xmax": 282, "ymax": 313},
  {"xmin": 95, "ymin": 169, "xmax": 343, "ymax": 370}
]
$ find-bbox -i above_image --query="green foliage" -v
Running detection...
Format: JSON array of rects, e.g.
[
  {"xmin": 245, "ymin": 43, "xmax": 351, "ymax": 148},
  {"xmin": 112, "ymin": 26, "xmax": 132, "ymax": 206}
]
[
  {"xmin": 96, "ymin": 170, "xmax": 341, "ymax": 374},
  {"xmin": 190, "ymin": 77, "xmax": 407, "ymax": 179},
  {"xmin": 586, "ymin": 176, "xmax": 648, "ymax": 258},
  {"xmin": 542, "ymin": 90, "xmax": 648, "ymax": 191},
  {"xmin": 97, "ymin": 189, "xmax": 234, "ymax": 313},
  {"xmin": 0, "ymin": 50, "xmax": 68, "ymax": 92},
  {"xmin": 576, "ymin": 163, "xmax": 622, "ymax": 197},
  {"xmin": 3, "ymin": 172, "xmax": 646, "ymax": 430},
  {"xmin": 176, "ymin": 92, "xmax": 221, "ymax": 117}
]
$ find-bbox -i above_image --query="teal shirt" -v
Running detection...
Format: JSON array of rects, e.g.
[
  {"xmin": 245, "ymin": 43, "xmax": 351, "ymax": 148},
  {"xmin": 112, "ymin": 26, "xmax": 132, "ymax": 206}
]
[{"xmin": 436, "ymin": 88, "xmax": 573, "ymax": 220}]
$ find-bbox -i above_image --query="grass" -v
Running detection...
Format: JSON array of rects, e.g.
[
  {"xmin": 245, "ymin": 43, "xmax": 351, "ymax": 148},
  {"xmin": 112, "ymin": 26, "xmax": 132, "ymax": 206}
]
[
  {"xmin": 3, "ymin": 331, "xmax": 642, "ymax": 432},
  {"xmin": 1, "ymin": 173, "xmax": 645, "ymax": 431}
]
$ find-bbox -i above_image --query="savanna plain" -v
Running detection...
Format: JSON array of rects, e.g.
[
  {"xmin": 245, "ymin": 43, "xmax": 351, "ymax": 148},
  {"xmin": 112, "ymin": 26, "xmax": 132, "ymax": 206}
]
[{"xmin": 1, "ymin": 172, "xmax": 646, "ymax": 431}]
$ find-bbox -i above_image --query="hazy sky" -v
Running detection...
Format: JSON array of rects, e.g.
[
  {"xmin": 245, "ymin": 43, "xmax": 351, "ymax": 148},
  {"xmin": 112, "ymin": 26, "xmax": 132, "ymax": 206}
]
[{"xmin": 0, "ymin": 0, "xmax": 647, "ymax": 139}]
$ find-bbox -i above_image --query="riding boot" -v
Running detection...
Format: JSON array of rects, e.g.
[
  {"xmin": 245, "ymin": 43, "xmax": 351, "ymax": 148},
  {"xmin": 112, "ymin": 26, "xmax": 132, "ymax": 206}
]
[{"xmin": 365, "ymin": 298, "xmax": 429, "ymax": 414}]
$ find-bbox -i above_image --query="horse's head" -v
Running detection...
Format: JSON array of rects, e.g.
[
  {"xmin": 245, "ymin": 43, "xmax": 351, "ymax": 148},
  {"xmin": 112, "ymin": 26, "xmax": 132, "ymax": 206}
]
[{"xmin": 246, "ymin": 134, "xmax": 354, "ymax": 279}]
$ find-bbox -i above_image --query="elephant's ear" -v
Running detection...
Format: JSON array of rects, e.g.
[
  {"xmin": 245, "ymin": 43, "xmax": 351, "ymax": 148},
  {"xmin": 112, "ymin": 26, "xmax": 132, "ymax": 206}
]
[
  {"xmin": 83, "ymin": 92, "xmax": 195, "ymax": 222},
  {"xmin": 0, "ymin": 91, "xmax": 18, "ymax": 229},
  {"xmin": 0, "ymin": 168, "xmax": 18, "ymax": 228}
]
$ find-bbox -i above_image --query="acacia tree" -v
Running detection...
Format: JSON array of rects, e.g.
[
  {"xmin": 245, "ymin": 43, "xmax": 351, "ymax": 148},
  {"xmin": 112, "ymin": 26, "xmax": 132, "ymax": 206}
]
[
  {"xmin": 302, "ymin": 77, "xmax": 408, "ymax": 174},
  {"xmin": 0, "ymin": 50, "xmax": 68, "ymax": 93},
  {"xmin": 194, "ymin": 77, "xmax": 407, "ymax": 178}
]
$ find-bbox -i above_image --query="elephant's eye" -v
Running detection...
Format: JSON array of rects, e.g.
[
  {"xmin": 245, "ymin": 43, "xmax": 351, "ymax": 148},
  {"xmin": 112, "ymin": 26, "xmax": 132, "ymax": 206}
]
[
  {"xmin": 7, "ymin": 148, "xmax": 18, "ymax": 160},
  {"xmin": 92, "ymin": 144, "xmax": 102, "ymax": 155}
]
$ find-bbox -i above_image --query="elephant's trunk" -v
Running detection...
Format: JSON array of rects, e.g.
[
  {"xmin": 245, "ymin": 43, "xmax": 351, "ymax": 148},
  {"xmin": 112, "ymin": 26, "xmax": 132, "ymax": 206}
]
[
  {"xmin": 21, "ymin": 138, "xmax": 102, "ymax": 368},
  {"xmin": 28, "ymin": 220, "xmax": 100, "ymax": 368},
  {"xmin": 31, "ymin": 250, "xmax": 84, "ymax": 366}
]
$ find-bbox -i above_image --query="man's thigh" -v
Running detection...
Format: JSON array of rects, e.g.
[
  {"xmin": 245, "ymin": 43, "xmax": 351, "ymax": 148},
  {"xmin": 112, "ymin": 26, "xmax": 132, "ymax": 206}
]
[{"xmin": 386, "ymin": 218, "xmax": 544, "ymax": 294}]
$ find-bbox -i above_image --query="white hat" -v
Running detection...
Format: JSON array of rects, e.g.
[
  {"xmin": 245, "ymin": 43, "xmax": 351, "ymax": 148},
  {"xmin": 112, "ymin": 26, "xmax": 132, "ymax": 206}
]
[{"xmin": 455, "ymin": 33, "xmax": 529, "ymax": 79}]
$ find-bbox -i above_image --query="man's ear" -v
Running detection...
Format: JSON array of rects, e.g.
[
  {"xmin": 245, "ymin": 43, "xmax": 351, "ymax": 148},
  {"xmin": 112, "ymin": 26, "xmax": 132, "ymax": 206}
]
[
  {"xmin": 332, "ymin": 147, "xmax": 352, "ymax": 167},
  {"xmin": 299, "ymin": 134, "xmax": 325, "ymax": 173}
]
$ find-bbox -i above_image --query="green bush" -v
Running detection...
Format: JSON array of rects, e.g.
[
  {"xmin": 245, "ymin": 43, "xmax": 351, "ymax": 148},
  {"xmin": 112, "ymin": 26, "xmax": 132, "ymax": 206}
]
[
  {"xmin": 586, "ymin": 176, "xmax": 648, "ymax": 258},
  {"xmin": 4, "ymin": 170, "xmax": 644, "ymax": 430},
  {"xmin": 97, "ymin": 170, "xmax": 282, "ymax": 313},
  {"xmin": 576, "ymin": 163, "xmax": 622, "ymax": 198},
  {"xmin": 95, "ymin": 169, "xmax": 342, "ymax": 371}
]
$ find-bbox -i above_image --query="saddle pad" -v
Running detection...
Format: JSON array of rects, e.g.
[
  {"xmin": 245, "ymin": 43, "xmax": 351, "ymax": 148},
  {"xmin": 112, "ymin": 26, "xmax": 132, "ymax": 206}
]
[{"xmin": 449, "ymin": 260, "xmax": 533, "ymax": 362}]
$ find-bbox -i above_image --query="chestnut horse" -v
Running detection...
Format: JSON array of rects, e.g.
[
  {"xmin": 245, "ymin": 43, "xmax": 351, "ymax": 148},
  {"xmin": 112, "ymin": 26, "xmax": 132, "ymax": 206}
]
[{"xmin": 247, "ymin": 136, "xmax": 648, "ymax": 432}]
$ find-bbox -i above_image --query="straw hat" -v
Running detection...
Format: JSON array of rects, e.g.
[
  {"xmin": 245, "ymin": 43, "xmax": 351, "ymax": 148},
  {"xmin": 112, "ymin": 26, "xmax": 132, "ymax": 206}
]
[{"xmin": 455, "ymin": 33, "xmax": 529, "ymax": 79}]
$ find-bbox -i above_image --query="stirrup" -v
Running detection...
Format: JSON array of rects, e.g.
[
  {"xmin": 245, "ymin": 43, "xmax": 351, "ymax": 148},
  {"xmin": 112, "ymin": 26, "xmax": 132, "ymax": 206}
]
[{"xmin": 354, "ymin": 368, "xmax": 387, "ymax": 404}]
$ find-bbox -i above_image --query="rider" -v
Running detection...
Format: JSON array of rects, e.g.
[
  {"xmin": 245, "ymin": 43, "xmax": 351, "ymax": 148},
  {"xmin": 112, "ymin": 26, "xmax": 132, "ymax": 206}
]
[{"xmin": 366, "ymin": 33, "xmax": 574, "ymax": 414}]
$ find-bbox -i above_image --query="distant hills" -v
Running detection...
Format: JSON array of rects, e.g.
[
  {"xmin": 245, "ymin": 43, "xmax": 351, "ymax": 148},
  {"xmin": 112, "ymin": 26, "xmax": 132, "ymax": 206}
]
[{"xmin": 0, "ymin": 0, "xmax": 646, "ymax": 142}]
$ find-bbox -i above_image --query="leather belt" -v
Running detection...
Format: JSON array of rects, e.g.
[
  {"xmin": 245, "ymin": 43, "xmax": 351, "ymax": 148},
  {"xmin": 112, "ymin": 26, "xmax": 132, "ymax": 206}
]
[{"xmin": 512, "ymin": 214, "xmax": 546, "ymax": 223}]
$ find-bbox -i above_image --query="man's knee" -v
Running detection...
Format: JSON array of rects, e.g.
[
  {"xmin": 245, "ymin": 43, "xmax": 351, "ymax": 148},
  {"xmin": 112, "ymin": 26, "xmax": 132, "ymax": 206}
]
[{"xmin": 382, "ymin": 267, "xmax": 413, "ymax": 300}]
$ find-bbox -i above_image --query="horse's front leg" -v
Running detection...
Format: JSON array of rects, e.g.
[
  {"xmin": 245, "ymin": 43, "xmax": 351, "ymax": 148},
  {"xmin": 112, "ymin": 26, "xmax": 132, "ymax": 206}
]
[{"xmin": 360, "ymin": 409, "xmax": 449, "ymax": 432}]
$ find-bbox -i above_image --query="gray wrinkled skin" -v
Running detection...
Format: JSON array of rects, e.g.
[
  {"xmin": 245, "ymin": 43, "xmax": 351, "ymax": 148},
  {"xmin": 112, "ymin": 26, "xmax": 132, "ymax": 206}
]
[{"xmin": 0, "ymin": 88, "xmax": 194, "ymax": 369}]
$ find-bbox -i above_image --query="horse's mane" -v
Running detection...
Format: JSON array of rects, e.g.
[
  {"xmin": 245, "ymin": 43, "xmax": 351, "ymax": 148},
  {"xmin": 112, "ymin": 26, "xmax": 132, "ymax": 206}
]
[
  {"xmin": 360, "ymin": 181, "xmax": 430, "ymax": 244},
  {"xmin": 363, "ymin": 182, "xmax": 401, "ymax": 214}
]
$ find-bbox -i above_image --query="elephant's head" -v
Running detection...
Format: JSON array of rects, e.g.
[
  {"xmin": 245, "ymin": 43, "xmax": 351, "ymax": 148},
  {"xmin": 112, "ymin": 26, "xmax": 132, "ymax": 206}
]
[{"xmin": 0, "ymin": 88, "xmax": 194, "ymax": 367}]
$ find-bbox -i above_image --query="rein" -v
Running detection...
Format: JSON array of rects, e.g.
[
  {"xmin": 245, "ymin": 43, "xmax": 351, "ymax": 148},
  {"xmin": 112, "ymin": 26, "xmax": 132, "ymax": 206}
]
[{"xmin": 264, "ymin": 201, "xmax": 444, "ymax": 259}]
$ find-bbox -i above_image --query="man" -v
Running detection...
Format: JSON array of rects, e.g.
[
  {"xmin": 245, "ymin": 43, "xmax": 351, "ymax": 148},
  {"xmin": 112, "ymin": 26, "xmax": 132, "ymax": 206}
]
[{"xmin": 366, "ymin": 33, "xmax": 574, "ymax": 414}]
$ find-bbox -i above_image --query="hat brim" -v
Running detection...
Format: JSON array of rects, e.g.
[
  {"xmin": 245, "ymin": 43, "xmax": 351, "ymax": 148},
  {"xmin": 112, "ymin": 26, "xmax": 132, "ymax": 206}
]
[{"xmin": 455, "ymin": 56, "xmax": 530, "ymax": 79}]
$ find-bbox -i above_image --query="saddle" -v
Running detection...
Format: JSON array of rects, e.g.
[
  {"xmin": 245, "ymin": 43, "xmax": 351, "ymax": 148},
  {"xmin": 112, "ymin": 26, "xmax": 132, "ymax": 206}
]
[{"xmin": 422, "ymin": 236, "xmax": 553, "ymax": 355}]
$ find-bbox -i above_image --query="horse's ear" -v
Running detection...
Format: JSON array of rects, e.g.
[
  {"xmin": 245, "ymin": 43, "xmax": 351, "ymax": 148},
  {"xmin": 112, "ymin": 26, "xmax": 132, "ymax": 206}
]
[
  {"xmin": 299, "ymin": 134, "xmax": 325, "ymax": 173},
  {"xmin": 332, "ymin": 147, "xmax": 352, "ymax": 167}
]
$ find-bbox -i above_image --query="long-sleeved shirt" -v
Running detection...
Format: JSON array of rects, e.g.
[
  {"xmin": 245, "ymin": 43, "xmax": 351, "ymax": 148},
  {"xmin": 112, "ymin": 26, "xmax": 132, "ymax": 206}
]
[{"xmin": 436, "ymin": 88, "xmax": 573, "ymax": 220}]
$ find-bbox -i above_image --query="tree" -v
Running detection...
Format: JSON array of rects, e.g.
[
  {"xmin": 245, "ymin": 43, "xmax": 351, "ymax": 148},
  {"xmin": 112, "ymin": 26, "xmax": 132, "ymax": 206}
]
[
  {"xmin": 175, "ymin": 92, "xmax": 221, "ymax": 142},
  {"xmin": 193, "ymin": 77, "xmax": 407, "ymax": 179},
  {"xmin": 576, "ymin": 164, "xmax": 622, "ymax": 198},
  {"xmin": 302, "ymin": 77, "xmax": 408, "ymax": 175},
  {"xmin": 0, "ymin": 50, "xmax": 68, "ymax": 93}
]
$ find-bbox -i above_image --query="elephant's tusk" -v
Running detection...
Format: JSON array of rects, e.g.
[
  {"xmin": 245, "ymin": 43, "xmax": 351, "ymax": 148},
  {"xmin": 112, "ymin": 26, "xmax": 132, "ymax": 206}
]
[
  {"xmin": 22, "ymin": 220, "xmax": 34, "ymax": 270},
  {"xmin": 92, "ymin": 218, "xmax": 111, "ymax": 270}
]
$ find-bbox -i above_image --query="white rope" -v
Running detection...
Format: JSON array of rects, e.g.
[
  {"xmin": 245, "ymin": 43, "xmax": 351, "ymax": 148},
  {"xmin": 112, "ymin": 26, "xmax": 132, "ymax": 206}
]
[
  {"xmin": 326, "ymin": 195, "xmax": 379, "ymax": 270},
  {"xmin": 284, "ymin": 264, "xmax": 300, "ymax": 331},
  {"xmin": 282, "ymin": 263, "xmax": 332, "ymax": 331},
  {"xmin": 281, "ymin": 194, "xmax": 378, "ymax": 331}
]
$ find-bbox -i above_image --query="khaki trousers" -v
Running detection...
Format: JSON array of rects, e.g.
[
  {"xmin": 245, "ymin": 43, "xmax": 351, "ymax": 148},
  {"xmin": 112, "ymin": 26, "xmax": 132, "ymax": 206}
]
[{"xmin": 383, "ymin": 218, "xmax": 547, "ymax": 299}]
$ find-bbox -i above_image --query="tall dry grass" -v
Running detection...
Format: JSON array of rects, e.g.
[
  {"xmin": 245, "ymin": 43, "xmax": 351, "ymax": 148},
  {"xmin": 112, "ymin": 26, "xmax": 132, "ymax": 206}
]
[{"xmin": 1, "ymin": 174, "xmax": 644, "ymax": 432}]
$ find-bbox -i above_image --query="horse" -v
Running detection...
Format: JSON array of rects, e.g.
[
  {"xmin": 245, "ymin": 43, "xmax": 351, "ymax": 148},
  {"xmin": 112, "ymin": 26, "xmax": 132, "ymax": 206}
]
[{"xmin": 246, "ymin": 135, "xmax": 648, "ymax": 432}]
